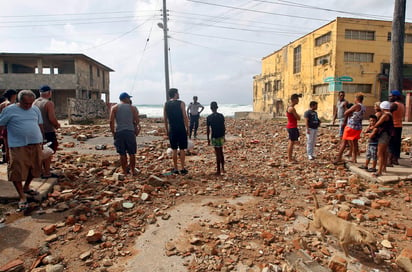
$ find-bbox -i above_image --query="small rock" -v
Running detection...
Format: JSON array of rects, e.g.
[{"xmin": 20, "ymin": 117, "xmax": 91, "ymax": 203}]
[
  {"xmin": 381, "ymin": 239, "xmax": 393, "ymax": 248},
  {"xmin": 79, "ymin": 251, "xmax": 92, "ymax": 261},
  {"xmin": 86, "ymin": 230, "xmax": 102, "ymax": 243},
  {"xmin": 396, "ymin": 247, "xmax": 412, "ymax": 272}
]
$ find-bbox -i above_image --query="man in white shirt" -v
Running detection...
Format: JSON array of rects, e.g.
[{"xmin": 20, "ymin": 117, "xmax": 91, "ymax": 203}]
[{"xmin": 187, "ymin": 96, "xmax": 204, "ymax": 139}]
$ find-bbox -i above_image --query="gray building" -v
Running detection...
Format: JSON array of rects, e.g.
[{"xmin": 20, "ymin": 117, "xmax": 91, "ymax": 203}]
[{"xmin": 0, "ymin": 53, "xmax": 114, "ymax": 120}]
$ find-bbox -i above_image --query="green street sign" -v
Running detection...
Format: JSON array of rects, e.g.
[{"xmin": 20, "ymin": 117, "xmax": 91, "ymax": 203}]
[
  {"xmin": 324, "ymin": 76, "xmax": 335, "ymax": 83},
  {"xmin": 338, "ymin": 76, "xmax": 353, "ymax": 82},
  {"xmin": 329, "ymin": 81, "xmax": 342, "ymax": 91}
]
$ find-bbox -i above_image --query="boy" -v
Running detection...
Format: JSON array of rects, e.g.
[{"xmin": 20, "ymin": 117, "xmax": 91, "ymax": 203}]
[
  {"xmin": 286, "ymin": 94, "xmax": 301, "ymax": 163},
  {"xmin": 206, "ymin": 102, "xmax": 225, "ymax": 175},
  {"xmin": 359, "ymin": 115, "xmax": 379, "ymax": 172},
  {"xmin": 304, "ymin": 101, "xmax": 320, "ymax": 160}
]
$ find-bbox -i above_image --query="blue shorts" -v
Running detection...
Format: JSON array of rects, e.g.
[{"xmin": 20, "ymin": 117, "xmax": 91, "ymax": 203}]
[
  {"xmin": 366, "ymin": 144, "xmax": 377, "ymax": 161},
  {"xmin": 287, "ymin": 128, "xmax": 299, "ymax": 141},
  {"xmin": 114, "ymin": 130, "xmax": 137, "ymax": 155}
]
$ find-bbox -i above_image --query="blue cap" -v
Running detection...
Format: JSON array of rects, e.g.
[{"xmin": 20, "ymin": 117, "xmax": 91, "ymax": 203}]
[
  {"xmin": 119, "ymin": 92, "xmax": 132, "ymax": 100},
  {"xmin": 39, "ymin": 85, "xmax": 51, "ymax": 92},
  {"xmin": 390, "ymin": 90, "xmax": 402, "ymax": 96}
]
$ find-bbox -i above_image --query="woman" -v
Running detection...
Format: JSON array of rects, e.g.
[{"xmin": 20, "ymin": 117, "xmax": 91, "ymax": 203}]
[
  {"xmin": 372, "ymin": 101, "xmax": 393, "ymax": 176},
  {"xmin": 374, "ymin": 101, "xmax": 383, "ymax": 120},
  {"xmin": 334, "ymin": 93, "xmax": 365, "ymax": 164}
]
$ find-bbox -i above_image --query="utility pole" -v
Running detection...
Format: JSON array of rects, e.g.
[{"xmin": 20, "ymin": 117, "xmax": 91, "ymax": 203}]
[
  {"xmin": 389, "ymin": 0, "xmax": 406, "ymax": 93},
  {"xmin": 161, "ymin": 0, "xmax": 170, "ymax": 102}
]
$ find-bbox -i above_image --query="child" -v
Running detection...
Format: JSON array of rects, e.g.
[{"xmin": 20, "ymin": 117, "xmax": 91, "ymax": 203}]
[
  {"xmin": 206, "ymin": 102, "xmax": 225, "ymax": 175},
  {"xmin": 359, "ymin": 115, "xmax": 379, "ymax": 172},
  {"xmin": 304, "ymin": 101, "xmax": 321, "ymax": 160},
  {"xmin": 286, "ymin": 94, "xmax": 301, "ymax": 163}
]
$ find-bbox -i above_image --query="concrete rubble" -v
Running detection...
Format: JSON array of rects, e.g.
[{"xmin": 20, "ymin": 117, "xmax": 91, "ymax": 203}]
[{"xmin": 0, "ymin": 118, "xmax": 411, "ymax": 272}]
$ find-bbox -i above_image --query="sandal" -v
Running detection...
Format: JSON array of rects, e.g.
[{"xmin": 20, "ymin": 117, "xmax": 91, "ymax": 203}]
[
  {"xmin": 24, "ymin": 189, "xmax": 39, "ymax": 196},
  {"xmin": 17, "ymin": 201, "xmax": 28, "ymax": 211},
  {"xmin": 41, "ymin": 173, "xmax": 59, "ymax": 179},
  {"xmin": 359, "ymin": 165, "xmax": 367, "ymax": 169},
  {"xmin": 367, "ymin": 168, "xmax": 377, "ymax": 172}
]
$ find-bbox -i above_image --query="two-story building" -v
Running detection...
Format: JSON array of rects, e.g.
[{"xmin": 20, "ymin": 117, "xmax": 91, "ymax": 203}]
[
  {"xmin": 0, "ymin": 53, "xmax": 114, "ymax": 121},
  {"xmin": 253, "ymin": 17, "xmax": 412, "ymax": 120}
]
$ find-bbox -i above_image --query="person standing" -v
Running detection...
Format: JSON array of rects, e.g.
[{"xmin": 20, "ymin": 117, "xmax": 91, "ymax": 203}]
[
  {"xmin": 206, "ymin": 101, "xmax": 225, "ymax": 175},
  {"xmin": 187, "ymin": 96, "xmax": 204, "ymax": 139},
  {"xmin": 304, "ymin": 101, "xmax": 321, "ymax": 160},
  {"xmin": 164, "ymin": 88, "xmax": 189, "ymax": 174},
  {"xmin": 332, "ymin": 91, "xmax": 348, "ymax": 138},
  {"xmin": 109, "ymin": 92, "xmax": 140, "ymax": 176},
  {"xmin": 334, "ymin": 93, "xmax": 365, "ymax": 164},
  {"xmin": 286, "ymin": 94, "xmax": 301, "ymax": 163},
  {"xmin": 388, "ymin": 90, "xmax": 404, "ymax": 165},
  {"xmin": 0, "ymin": 90, "xmax": 43, "ymax": 211},
  {"xmin": 33, "ymin": 85, "xmax": 61, "ymax": 178},
  {"xmin": 0, "ymin": 89, "xmax": 17, "ymax": 164}
]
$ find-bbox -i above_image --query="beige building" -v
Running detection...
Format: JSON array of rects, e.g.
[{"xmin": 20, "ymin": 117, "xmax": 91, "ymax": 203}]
[
  {"xmin": 253, "ymin": 17, "xmax": 412, "ymax": 120},
  {"xmin": 0, "ymin": 53, "xmax": 114, "ymax": 119}
]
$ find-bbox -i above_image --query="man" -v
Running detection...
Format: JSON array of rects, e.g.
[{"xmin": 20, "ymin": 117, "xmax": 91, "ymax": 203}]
[
  {"xmin": 206, "ymin": 101, "xmax": 225, "ymax": 175},
  {"xmin": 332, "ymin": 91, "xmax": 348, "ymax": 138},
  {"xmin": 109, "ymin": 92, "xmax": 140, "ymax": 176},
  {"xmin": 187, "ymin": 96, "xmax": 204, "ymax": 139},
  {"xmin": 34, "ymin": 85, "xmax": 61, "ymax": 178},
  {"xmin": 286, "ymin": 93, "xmax": 301, "ymax": 163},
  {"xmin": 0, "ymin": 90, "xmax": 43, "ymax": 211},
  {"xmin": 164, "ymin": 88, "xmax": 189, "ymax": 174},
  {"xmin": 388, "ymin": 90, "xmax": 405, "ymax": 165}
]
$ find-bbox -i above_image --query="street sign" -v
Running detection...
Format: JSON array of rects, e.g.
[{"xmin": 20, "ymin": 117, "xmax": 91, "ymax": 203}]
[
  {"xmin": 338, "ymin": 76, "xmax": 353, "ymax": 82},
  {"xmin": 329, "ymin": 81, "xmax": 342, "ymax": 92},
  {"xmin": 324, "ymin": 76, "xmax": 335, "ymax": 83}
]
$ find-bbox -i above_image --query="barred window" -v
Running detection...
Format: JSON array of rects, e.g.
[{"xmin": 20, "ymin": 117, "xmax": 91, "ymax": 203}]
[
  {"xmin": 345, "ymin": 30, "xmax": 375, "ymax": 40},
  {"xmin": 315, "ymin": 32, "xmax": 331, "ymax": 46},
  {"xmin": 343, "ymin": 84, "xmax": 372, "ymax": 93},
  {"xmin": 274, "ymin": 80, "xmax": 281, "ymax": 91},
  {"xmin": 293, "ymin": 45, "xmax": 301, "ymax": 74},
  {"xmin": 314, "ymin": 54, "xmax": 330, "ymax": 66},
  {"xmin": 313, "ymin": 84, "xmax": 329, "ymax": 95},
  {"xmin": 344, "ymin": 52, "xmax": 374, "ymax": 63}
]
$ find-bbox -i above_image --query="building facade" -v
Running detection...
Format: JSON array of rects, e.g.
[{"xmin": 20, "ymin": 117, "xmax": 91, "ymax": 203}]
[
  {"xmin": 253, "ymin": 17, "xmax": 412, "ymax": 120},
  {"xmin": 0, "ymin": 53, "xmax": 114, "ymax": 119}
]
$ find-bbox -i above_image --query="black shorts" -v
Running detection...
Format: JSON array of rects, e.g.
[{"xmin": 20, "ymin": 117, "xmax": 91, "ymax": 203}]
[
  {"xmin": 287, "ymin": 128, "xmax": 300, "ymax": 141},
  {"xmin": 45, "ymin": 132, "xmax": 58, "ymax": 152},
  {"xmin": 169, "ymin": 130, "xmax": 188, "ymax": 150},
  {"xmin": 114, "ymin": 130, "xmax": 137, "ymax": 155}
]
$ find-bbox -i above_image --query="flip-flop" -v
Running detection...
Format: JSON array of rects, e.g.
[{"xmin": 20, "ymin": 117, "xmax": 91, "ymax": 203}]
[
  {"xmin": 17, "ymin": 201, "xmax": 28, "ymax": 211},
  {"xmin": 41, "ymin": 173, "xmax": 59, "ymax": 179},
  {"xmin": 359, "ymin": 165, "xmax": 367, "ymax": 169},
  {"xmin": 24, "ymin": 189, "xmax": 39, "ymax": 196}
]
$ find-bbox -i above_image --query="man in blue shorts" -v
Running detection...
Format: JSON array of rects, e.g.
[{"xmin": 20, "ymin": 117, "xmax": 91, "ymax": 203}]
[
  {"xmin": 110, "ymin": 92, "xmax": 140, "ymax": 176},
  {"xmin": 163, "ymin": 88, "xmax": 189, "ymax": 174},
  {"xmin": 207, "ymin": 102, "xmax": 225, "ymax": 175}
]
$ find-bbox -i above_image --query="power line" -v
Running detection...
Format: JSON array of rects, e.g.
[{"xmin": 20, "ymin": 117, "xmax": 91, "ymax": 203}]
[{"xmin": 0, "ymin": 10, "xmax": 156, "ymax": 18}]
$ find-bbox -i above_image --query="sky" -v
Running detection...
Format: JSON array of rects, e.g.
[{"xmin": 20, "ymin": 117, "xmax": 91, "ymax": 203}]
[{"xmin": 1, "ymin": 0, "xmax": 410, "ymax": 105}]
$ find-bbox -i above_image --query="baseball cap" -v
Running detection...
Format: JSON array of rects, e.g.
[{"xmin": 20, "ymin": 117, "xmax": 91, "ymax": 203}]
[
  {"xmin": 39, "ymin": 85, "xmax": 51, "ymax": 92},
  {"xmin": 119, "ymin": 92, "xmax": 132, "ymax": 100},
  {"xmin": 390, "ymin": 90, "xmax": 402, "ymax": 96},
  {"xmin": 380, "ymin": 101, "xmax": 391, "ymax": 110}
]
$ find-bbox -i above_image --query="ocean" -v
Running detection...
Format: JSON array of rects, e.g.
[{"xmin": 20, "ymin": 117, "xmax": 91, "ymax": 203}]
[{"xmin": 135, "ymin": 104, "xmax": 253, "ymax": 118}]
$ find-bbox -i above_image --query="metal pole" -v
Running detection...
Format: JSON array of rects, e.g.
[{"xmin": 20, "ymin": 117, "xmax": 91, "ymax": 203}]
[{"xmin": 162, "ymin": 0, "xmax": 170, "ymax": 102}]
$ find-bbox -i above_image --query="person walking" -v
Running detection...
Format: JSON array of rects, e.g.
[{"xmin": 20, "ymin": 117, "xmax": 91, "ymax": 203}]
[
  {"xmin": 286, "ymin": 93, "xmax": 301, "ymax": 163},
  {"xmin": 206, "ymin": 101, "xmax": 225, "ymax": 175},
  {"xmin": 187, "ymin": 96, "xmax": 204, "ymax": 139},
  {"xmin": 332, "ymin": 91, "xmax": 348, "ymax": 138},
  {"xmin": 304, "ymin": 101, "xmax": 321, "ymax": 160},
  {"xmin": 388, "ymin": 90, "xmax": 404, "ymax": 165},
  {"xmin": 109, "ymin": 92, "xmax": 140, "ymax": 176},
  {"xmin": 0, "ymin": 90, "xmax": 43, "ymax": 211},
  {"xmin": 164, "ymin": 88, "xmax": 189, "ymax": 174},
  {"xmin": 33, "ymin": 85, "xmax": 61, "ymax": 178}
]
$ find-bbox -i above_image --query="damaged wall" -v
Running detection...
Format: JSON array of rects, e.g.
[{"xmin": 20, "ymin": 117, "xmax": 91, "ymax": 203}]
[{"xmin": 67, "ymin": 98, "xmax": 108, "ymax": 124}]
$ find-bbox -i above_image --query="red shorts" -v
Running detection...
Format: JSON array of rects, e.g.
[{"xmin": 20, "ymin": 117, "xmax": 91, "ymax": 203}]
[{"xmin": 342, "ymin": 126, "xmax": 362, "ymax": 140}]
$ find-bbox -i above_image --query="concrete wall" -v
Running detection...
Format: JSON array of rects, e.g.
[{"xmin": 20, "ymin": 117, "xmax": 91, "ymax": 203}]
[{"xmin": 67, "ymin": 98, "xmax": 108, "ymax": 124}]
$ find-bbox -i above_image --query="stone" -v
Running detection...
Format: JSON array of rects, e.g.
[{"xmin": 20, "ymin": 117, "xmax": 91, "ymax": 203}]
[
  {"xmin": 45, "ymin": 234, "xmax": 58, "ymax": 243},
  {"xmin": 86, "ymin": 230, "xmax": 103, "ymax": 243},
  {"xmin": 328, "ymin": 254, "xmax": 347, "ymax": 272},
  {"xmin": 406, "ymin": 228, "xmax": 412, "ymax": 237},
  {"xmin": 396, "ymin": 248, "xmax": 412, "ymax": 272},
  {"xmin": 42, "ymin": 224, "xmax": 57, "ymax": 235},
  {"xmin": 79, "ymin": 251, "xmax": 92, "ymax": 261},
  {"xmin": 381, "ymin": 240, "xmax": 393, "ymax": 248},
  {"xmin": 45, "ymin": 264, "xmax": 64, "ymax": 272},
  {"xmin": 113, "ymin": 173, "xmax": 125, "ymax": 181}
]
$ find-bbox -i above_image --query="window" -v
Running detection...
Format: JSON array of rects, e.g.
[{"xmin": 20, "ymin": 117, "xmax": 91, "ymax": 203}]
[
  {"xmin": 274, "ymin": 80, "xmax": 281, "ymax": 91},
  {"xmin": 344, "ymin": 52, "xmax": 374, "ymax": 63},
  {"xmin": 345, "ymin": 29, "xmax": 375, "ymax": 40},
  {"xmin": 293, "ymin": 45, "xmax": 301, "ymax": 74},
  {"xmin": 313, "ymin": 84, "xmax": 329, "ymax": 95},
  {"xmin": 387, "ymin": 32, "xmax": 392, "ymax": 41},
  {"xmin": 406, "ymin": 34, "xmax": 412, "ymax": 43},
  {"xmin": 343, "ymin": 84, "xmax": 372, "ymax": 93},
  {"xmin": 264, "ymin": 81, "xmax": 272, "ymax": 93},
  {"xmin": 314, "ymin": 54, "xmax": 330, "ymax": 66},
  {"xmin": 315, "ymin": 32, "xmax": 331, "ymax": 46}
]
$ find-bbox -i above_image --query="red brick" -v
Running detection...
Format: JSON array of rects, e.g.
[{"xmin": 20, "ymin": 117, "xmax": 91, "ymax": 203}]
[
  {"xmin": 371, "ymin": 201, "xmax": 381, "ymax": 209},
  {"xmin": 336, "ymin": 194, "xmax": 346, "ymax": 201},
  {"xmin": 406, "ymin": 228, "xmax": 412, "ymax": 237},
  {"xmin": 42, "ymin": 224, "xmax": 56, "ymax": 235},
  {"xmin": 285, "ymin": 208, "xmax": 296, "ymax": 218},
  {"xmin": 328, "ymin": 254, "xmax": 347, "ymax": 272},
  {"xmin": 337, "ymin": 210, "xmax": 350, "ymax": 220},
  {"xmin": 376, "ymin": 199, "xmax": 391, "ymax": 207}
]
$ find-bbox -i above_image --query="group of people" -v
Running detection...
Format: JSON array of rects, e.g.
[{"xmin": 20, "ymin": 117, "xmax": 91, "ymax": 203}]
[
  {"xmin": 0, "ymin": 86, "xmax": 60, "ymax": 211},
  {"xmin": 286, "ymin": 90, "xmax": 405, "ymax": 178},
  {"xmin": 110, "ymin": 88, "xmax": 226, "ymax": 179}
]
